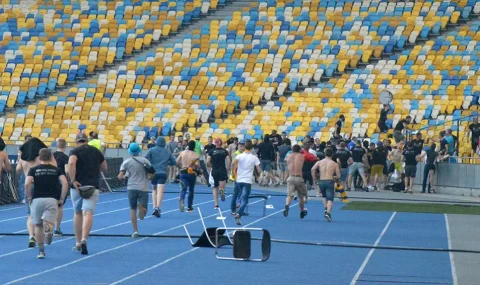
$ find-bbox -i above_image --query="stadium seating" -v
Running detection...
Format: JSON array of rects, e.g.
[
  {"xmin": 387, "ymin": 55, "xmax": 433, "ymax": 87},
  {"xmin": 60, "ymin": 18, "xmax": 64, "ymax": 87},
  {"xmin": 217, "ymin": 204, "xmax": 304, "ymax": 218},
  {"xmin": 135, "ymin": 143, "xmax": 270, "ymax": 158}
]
[
  {"xmin": 1, "ymin": 0, "xmax": 480, "ymax": 151},
  {"xmin": 0, "ymin": 0, "xmax": 217, "ymax": 113}
]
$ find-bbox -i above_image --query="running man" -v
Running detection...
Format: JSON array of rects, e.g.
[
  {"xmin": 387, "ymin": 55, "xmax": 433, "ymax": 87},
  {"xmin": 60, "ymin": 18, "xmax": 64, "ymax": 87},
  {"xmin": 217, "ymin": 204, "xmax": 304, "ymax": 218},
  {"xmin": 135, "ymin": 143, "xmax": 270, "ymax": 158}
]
[
  {"xmin": 17, "ymin": 137, "xmax": 51, "ymax": 248},
  {"xmin": 53, "ymin": 138, "xmax": 69, "ymax": 236},
  {"xmin": 118, "ymin": 143, "xmax": 151, "ymax": 237},
  {"xmin": 312, "ymin": 148, "xmax": 341, "ymax": 222},
  {"xmin": 176, "ymin": 140, "xmax": 202, "ymax": 212},
  {"xmin": 207, "ymin": 138, "xmax": 230, "ymax": 208},
  {"xmin": 332, "ymin": 141, "xmax": 351, "ymax": 190},
  {"xmin": 68, "ymin": 133, "xmax": 108, "ymax": 255},
  {"xmin": 231, "ymin": 139, "xmax": 261, "ymax": 225},
  {"xmin": 144, "ymin": 137, "xmax": 176, "ymax": 218},
  {"xmin": 25, "ymin": 149, "xmax": 68, "ymax": 259},
  {"xmin": 283, "ymin": 145, "xmax": 308, "ymax": 219}
]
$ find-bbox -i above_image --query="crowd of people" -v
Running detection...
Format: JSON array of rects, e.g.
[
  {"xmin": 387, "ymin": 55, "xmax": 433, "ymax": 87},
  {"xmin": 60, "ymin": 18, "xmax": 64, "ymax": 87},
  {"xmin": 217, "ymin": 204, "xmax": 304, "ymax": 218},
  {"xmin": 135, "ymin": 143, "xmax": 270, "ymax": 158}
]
[{"xmin": 6, "ymin": 113, "xmax": 476, "ymax": 260}]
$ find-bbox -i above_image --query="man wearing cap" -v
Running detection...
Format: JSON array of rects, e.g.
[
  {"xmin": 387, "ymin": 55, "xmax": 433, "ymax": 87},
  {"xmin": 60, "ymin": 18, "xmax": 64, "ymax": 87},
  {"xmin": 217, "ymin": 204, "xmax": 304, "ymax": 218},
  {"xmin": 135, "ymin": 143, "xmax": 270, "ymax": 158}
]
[
  {"xmin": 118, "ymin": 143, "xmax": 152, "ymax": 238},
  {"xmin": 145, "ymin": 137, "xmax": 176, "ymax": 218},
  {"xmin": 207, "ymin": 138, "xmax": 231, "ymax": 208},
  {"xmin": 67, "ymin": 133, "xmax": 108, "ymax": 255}
]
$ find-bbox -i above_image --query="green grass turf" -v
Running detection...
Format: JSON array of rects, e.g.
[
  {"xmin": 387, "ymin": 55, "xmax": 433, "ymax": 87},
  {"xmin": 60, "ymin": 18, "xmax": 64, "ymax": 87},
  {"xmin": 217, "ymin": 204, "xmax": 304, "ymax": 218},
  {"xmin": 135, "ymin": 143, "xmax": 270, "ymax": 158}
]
[{"xmin": 342, "ymin": 201, "xmax": 480, "ymax": 215}]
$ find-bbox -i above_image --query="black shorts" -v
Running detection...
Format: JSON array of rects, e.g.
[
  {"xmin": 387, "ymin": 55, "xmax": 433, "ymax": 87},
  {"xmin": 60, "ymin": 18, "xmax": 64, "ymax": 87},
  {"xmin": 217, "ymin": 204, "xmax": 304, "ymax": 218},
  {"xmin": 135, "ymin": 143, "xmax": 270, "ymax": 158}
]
[
  {"xmin": 425, "ymin": 164, "xmax": 436, "ymax": 172},
  {"xmin": 383, "ymin": 162, "xmax": 388, "ymax": 175},
  {"xmin": 405, "ymin": 165, "xmax": 417, "ymax": 178},
  {"xmin": 211, "ymin": 170, "xmax": 228, "ymax": 187},
  {"xmin": 472, "ymin": 141, "xmax": 478, "ymax": 151},
  {"xmin": 388, "ymin": 163, "xmax": 395, "ymax": 174}
]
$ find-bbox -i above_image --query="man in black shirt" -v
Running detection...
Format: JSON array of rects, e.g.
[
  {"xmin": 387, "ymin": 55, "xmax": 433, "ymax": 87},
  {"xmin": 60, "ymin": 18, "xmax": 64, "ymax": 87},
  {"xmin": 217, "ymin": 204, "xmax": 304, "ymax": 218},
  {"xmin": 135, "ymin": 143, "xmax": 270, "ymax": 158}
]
[
  {"xmin": 412, "ymin": 132, "xmax": 424, "ymax": 155},
  {"xmin": 403, "ymin": 141, "xmax": 418, "ymax": 194},
  {"xmin": 393, "ymin": 115, "xmax": 412, "ymax": 143},
  {"xmin": 335, "ymin": 115, "xmax": 345, "ymax": 138},
  {"xmin": 53, "ymin": 138, "xmax": 69, "ymax": 236},
  {"xmin": 26, "ymin": 149, "xmax": 68, "ymax": 259},
  {"xmin": 378, "ymin": 104, "xmax": 390, "ymax": 133},
  {"xmin": 469, "ymin": 117, "xmax": 480, "ymax": 154},
  {"xmin": 258, "ymin": 135, "xmax": 276, "ymax": 186},
  {"xmin": 370, "ymin": 142, "xmax": 388, "ymax": 191},
  {"xmin": 348, "ymin": 141, "xmax": 369, "ymax": 191},
  {"xmin": 332, "ymin": 142, "xmax": 351, "ymax": 189},
  {"xmin": 204, "ymin": 136, "xmax": 215, "ymax": 155},
  {"xmin": 68, "ymin": 133, "xmax": 108, "ymax": 255},
  {"xmin": 207, "ymin": 138, "xmax": 230, "ymax": 208}
]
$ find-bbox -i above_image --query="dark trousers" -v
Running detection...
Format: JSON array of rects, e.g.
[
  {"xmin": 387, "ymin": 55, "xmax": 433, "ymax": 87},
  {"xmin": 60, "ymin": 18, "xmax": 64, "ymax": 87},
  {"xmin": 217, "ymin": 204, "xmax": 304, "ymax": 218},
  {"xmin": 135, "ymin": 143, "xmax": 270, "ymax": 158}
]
[
  {"xmin": 422, "ymin": 164, "xmax": 434, "ymax": 192},
  {"xmin": 180, "ymin": 173, "xmax": 196, "ymax": 208},
  {"xmin": 200, "ymin": 160, "xmax": 210, "ymax": 186}
]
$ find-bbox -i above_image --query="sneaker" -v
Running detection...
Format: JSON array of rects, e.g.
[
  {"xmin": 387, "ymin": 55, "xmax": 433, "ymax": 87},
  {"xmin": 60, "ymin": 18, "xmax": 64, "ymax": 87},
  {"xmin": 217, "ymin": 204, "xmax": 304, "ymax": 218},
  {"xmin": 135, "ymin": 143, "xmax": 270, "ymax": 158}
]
[
  {"xmin": 179, "ymin": 199, "xmax": 185, "ymax": 212},
  {"xmin": 214, "ymin": 205, "xmax": 219, "ymax": 210},
  {"xmin": 153, "ymin": 208, "xmax": 160, "ymax": 218},
  {"xmin": 283, "ymin": 205, "xmax": 289, "ymax": 217},
  {"xmin": 131, "ymin": 232, "xmax": 139, "ymax": 238},
  {"xmin": 186, "ymin": 207, "xmax": 194, "ymax": 212},
  {"xmin": 72, "ymin": 245, "xmax": 81, "ymax": 252},
  {"xmin": 53, "ymin": 230, "xmax": 63, "ymax": 236},
  {"xmin": 219, "ymin": 189, "xmax": 225, "ymax": 202},
  {"xmin": 324, "ymin": 212, "xmax": 332, "ymax": 222},
  {"xmin": 28, "ymin": 237, "xmax": 36, "ymax": 248},
  {"xmin": 45, "ymin": 225, "xmax": 53, "ymax": 245},
  {"xmin": 80, "ymin": 240, "xmax": 88, "ymax": 255},
  {"xmin": 300, "ymin": 210, "xmax": 308, "ymax": 219},
  {"xmin": 37, "ymin": 251, "xmax": 45, "ymax": 259},
  {"xmin": 230, "ymin": 211, "xmax": 236, "ymax": 215},
  {"xmin": 234, "ymin": 214, "xmax": 242, "ymax": 225}
]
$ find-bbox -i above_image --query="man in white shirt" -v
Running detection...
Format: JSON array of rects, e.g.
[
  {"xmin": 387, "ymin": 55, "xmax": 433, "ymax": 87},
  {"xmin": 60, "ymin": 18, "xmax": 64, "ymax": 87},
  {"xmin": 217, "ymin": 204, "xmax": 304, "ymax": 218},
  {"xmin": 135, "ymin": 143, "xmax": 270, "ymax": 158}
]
[{"xmin": 230, "ymin": 139, "xmax": 262, "ymax": 225}]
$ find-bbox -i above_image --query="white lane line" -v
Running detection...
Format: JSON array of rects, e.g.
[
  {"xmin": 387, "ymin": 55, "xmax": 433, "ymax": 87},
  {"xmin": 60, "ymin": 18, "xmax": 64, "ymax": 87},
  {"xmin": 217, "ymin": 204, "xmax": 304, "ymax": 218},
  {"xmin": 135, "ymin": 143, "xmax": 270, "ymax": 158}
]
[
  {"xmin": 0, "ymin": 196, "xmax": 221, "ymax": 258},
  {"xmin": 0, "ymin": 206, "xmax": 25, "ymax": 212},
  {"xmin": 350, "ymin": 212, "xmax": 396, "ymax": 285},
  {"xmin": 444, "ymin": 214, "xmax": 458, "ymax": 285},
  {"xmin": 0, "ymin": 197, "xmax": 144, "ymax": 223},
  {"xmin": 109, "ymin": 202, "xmax": 297, "ymax": 285},
  {"xmin": 0, "ymin": 197, "xmax": 177, "ymax": 237},
  {"xmin": 2, "ymin": 197, "xmax": 267, "ymax": 285}
]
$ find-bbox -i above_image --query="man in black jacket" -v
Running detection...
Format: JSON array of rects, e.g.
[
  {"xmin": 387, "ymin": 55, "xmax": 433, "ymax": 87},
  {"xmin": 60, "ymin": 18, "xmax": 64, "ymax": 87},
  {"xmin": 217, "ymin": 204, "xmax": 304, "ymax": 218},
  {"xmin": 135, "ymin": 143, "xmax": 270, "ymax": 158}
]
[{"xmin": 258, "ymin": 135, "xmax": 276, "ymax": 186}]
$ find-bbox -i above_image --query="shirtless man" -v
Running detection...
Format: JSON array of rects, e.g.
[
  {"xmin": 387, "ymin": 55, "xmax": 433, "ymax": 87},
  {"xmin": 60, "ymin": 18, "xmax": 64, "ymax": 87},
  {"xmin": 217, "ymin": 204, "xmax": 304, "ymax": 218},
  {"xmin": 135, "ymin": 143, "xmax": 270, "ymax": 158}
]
[
  {"xmin": 176, "ymin": 140, "xmax": 202, "ymax": 212},
  {"xmin": 283, "ymin": 145, "xmax": 308, "ymax": 219},
  {"xmin": 311, "ymin": 148, "xmax": 340, "ymax": 222}
]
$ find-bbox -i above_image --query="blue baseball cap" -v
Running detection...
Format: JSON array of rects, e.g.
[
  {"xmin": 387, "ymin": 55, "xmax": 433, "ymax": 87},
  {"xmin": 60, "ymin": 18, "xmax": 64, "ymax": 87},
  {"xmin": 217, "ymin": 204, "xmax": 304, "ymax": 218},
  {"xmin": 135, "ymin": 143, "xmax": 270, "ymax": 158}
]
[{"xmin": 128, "ymin": 143, "xmax": 142, "ymax": 155}]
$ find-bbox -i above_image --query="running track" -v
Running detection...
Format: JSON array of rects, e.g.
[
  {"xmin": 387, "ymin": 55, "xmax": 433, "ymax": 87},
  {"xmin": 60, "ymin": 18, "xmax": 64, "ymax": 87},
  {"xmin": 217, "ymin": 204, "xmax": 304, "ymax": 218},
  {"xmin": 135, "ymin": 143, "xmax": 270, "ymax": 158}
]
[{"xmin": 0, "ymin": 185, "xmax": 456, "ymax": 285}]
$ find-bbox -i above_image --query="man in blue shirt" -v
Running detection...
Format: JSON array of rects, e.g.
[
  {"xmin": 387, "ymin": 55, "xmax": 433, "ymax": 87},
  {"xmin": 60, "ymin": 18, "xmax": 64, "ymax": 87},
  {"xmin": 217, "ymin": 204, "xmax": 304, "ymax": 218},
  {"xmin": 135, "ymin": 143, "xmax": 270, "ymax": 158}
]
[{"xmin": 445, "ymin": 129, "xmax": 456, "ymax": 162}]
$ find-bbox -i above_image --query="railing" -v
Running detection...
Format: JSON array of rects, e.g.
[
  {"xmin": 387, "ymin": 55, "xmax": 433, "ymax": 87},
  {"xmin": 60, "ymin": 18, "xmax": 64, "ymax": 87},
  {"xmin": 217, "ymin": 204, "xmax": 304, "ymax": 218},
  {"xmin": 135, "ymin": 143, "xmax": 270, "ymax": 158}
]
[{"xmin": 406, "ymin": 113, "xmax": 478, "ymax": 160}]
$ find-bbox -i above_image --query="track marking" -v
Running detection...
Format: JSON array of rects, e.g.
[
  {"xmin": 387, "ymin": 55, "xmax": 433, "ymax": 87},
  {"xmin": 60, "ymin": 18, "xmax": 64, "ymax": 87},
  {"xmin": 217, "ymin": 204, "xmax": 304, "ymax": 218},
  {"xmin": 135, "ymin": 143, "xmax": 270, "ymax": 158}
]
[
  {"xmin": 444, "ymin": 214, "xmax": 458, "ymax": 285},
  {"xmin": 109, "ymin": 202, "xmax": 298, "ymax": 285},
  {"xmin": 0, "ymin": 196, "xmax": 218, "ymax": 258},
  {"xmin": 1, "ymin": 197, "xmax": 268, "ymax": 284},
  {"xmin": 350, "ymin": 212, "xmax": 396, "ymax": 285},
  {"xmin": 0, "ymin": 197, "xmax": 157, "ymax": 223}
]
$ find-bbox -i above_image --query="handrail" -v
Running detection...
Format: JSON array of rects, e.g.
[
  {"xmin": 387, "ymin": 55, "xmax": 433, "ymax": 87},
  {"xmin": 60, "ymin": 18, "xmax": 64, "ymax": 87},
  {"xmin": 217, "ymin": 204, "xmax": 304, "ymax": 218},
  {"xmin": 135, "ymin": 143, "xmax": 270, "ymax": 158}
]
[{"xmin": 407, "ymin": 113, "xmax": 478, "ymax": 156}]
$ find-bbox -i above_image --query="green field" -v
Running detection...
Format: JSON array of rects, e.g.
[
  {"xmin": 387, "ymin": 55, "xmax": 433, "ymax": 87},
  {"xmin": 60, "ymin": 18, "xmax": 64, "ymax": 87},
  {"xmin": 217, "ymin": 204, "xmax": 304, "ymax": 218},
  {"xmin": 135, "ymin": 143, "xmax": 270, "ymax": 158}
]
[{"xmin": 342, "ymin": 201, "xmax": 480, "ymax": 215}]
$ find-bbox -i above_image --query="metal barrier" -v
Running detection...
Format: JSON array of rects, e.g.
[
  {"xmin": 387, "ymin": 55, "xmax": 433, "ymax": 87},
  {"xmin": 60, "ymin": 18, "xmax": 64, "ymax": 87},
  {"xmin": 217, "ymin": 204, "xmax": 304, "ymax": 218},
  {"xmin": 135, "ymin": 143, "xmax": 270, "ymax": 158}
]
[
  {"xmin": 413, "ymin": 162, "xmax": 480, "ymax": 190},
  {"xmin": 0, "ymin": 157, "xmax": 125, "ymax": 205}
]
